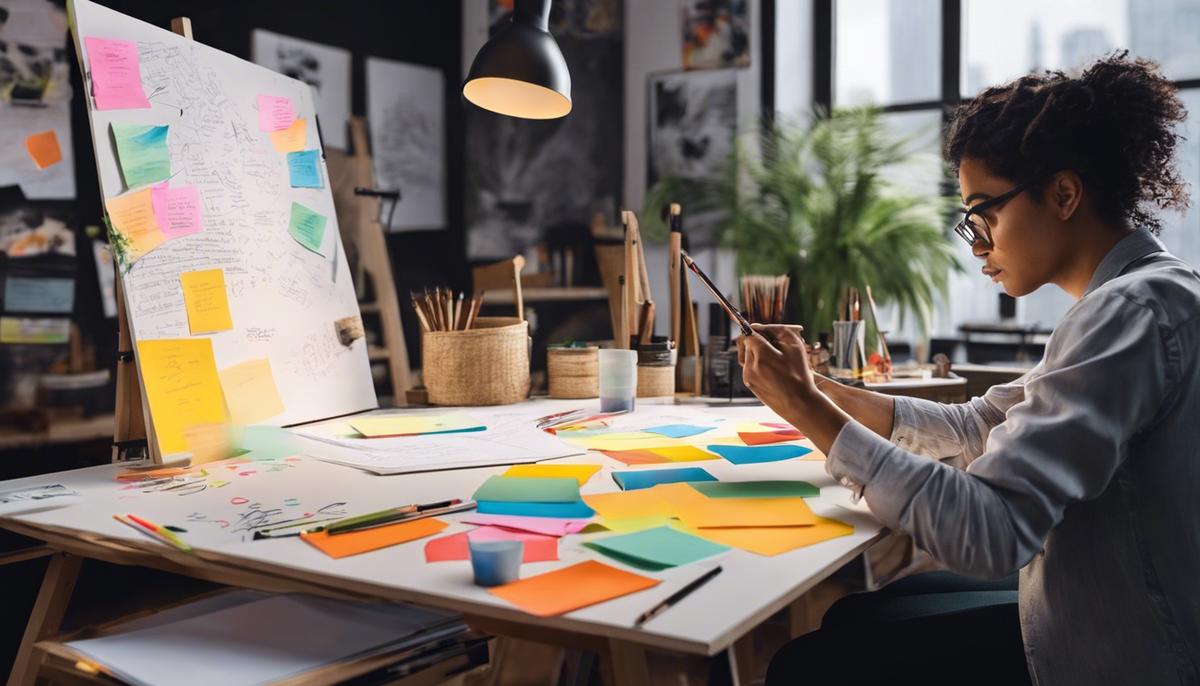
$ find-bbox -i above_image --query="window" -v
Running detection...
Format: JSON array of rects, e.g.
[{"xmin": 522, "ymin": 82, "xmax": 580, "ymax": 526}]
[{"xmin": 834, "ymin": 0, "xmax": 941, "ymax": 106}]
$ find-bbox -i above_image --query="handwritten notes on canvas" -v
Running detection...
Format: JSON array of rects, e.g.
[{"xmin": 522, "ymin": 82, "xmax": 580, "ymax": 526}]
[
  {"xmin": 112, "ymin": 123, "xmax": 170, "ymax": 189},
  {"xmin": 287, "ymin": 202, "xmax": 326, "ymax": 255},
  {"xmin": 218, "ymin": 358, "xmax": 285, "ymax": 425},
  {"xmin": 150, "ymin": 184, "xmax": 203, "ymax": 239},
  {"xmin": 256, "ymin": 95, "xmax": 295, "ymax": 131},
  {"xmin": 179, "ymin": 269, "xmax": 233, "ymax": 334},
  {"xmin": 84, "ymin": 37, "xmax": 150, "ymax": 110},
  {"xmin": 25, "ymin": 130, "xmax": 62, "ymax": 169},
  {"xmin": 105, "ymin": 188, "xmax": 164, "ymax": 264},
  {"xmin": 135, "ymin": 339, "xmax": 228, "ymax": 455}
]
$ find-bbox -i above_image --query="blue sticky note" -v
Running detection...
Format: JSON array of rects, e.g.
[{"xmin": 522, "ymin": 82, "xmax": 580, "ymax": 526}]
[
  {"xmin": 287, "ymin": 149, "xmax": 323, "ymax": 188},
  {"xmin": 4, "ymin": 276, "xmax": 74, "ymax": 313},
  {"xmin": 707, "ymin": 444, "xmax": 813, "ymax": 465},
  {"xmin": 643, "ymin": 424, "xmax": 714, "ymax": 439},
  {"xmin": 476, "ymin": 500, "xmax": 595, "ymax": 519},
  {"xmin": 612, "ymin": 467, "xmax": 717, "ymax": 491}
]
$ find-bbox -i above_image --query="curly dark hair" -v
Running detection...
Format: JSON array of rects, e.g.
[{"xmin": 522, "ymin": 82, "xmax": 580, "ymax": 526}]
[{"xmin": 945, "ymin": 51, "xmax": 1189, "ymax": 234}]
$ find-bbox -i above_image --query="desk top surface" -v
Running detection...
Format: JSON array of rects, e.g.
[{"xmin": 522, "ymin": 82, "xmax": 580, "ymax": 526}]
[{"xmin": 0, "ymin": 400, "xmax": 883, "ymax": 656}]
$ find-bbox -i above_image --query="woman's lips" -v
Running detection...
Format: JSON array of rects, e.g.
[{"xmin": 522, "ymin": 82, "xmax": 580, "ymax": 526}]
[{"xmin": 982, "ymin": 266, "xmax": 1002, "ymax": 282}]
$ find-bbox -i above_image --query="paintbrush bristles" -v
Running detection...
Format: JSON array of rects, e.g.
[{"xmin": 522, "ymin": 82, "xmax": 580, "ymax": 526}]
[{"xmin": 739, "ymin": 275, "xmax": 790, "ymax": 325}]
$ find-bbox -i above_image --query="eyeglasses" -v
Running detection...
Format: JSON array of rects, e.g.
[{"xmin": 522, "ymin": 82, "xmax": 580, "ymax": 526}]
[{"xmin": 952, "ymin": 179, "xmax": 1040, "ymax": 248}]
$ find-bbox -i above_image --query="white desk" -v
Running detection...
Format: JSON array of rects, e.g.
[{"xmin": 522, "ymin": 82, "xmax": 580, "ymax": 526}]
[{"xmin": 2, "ymin": 400, "xmax": 887, "ymax": 685}]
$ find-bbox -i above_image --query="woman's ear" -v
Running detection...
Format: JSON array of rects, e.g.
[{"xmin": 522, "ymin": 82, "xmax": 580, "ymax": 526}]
[{"xmin": 1051, "ymin": 170, "xmax": 1084, "ymax": 221}]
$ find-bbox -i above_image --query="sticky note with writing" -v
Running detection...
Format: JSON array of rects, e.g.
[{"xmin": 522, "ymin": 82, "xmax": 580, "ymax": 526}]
[
  {"xmin": 287, "ymin": 202, "xmax": 326, "ymax": 255},
  {"xmin": 84, "ymin": 37, "xmax": 150, "ymax": 110},
  {"xmin": 179, "ymin": 269, "xmax": 233, "ymax": 334},
  {"xmin": 135, "ymin": 338, "xmax": 228, "ymax": 456},
  {"xmin": 256, "ymin": 95, "xmax": 295, "ymax": 132},
  {"xmin": 287, "ymin": 150, "xmax": 323, "ymax": 188},
  {"xmin": 269, "ymin": 118, "xmax": 306, "ymax": 153},
  {"xmin": 112, "ymin": 123, "xmax": 171, "ymax": 189},
  {"xmin": 105, "ymin": 188, "xmax": 164, "ymax": 264},
  {"xmin": 150, "ymin": 184, "xmax": 203, "ymax": 239}
]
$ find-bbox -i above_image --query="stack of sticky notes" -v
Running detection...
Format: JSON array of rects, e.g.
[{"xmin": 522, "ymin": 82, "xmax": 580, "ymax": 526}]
[
  {"xmin": 473, "ymin": 475, "xmax": 594, "ymax": 518},
  {"xmin": 347, "ymin": 412, "xmax": 485, "ymax": 438},
  {"xmin": 584, "ymin": 525, "xmax": 728, "ymax": 571},
  {"xmin": 611, "ymin": 466, "xmax": 716, "ymax": 491}
]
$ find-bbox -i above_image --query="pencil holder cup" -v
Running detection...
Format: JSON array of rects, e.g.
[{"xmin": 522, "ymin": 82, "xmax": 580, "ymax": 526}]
[
  {"xmin": 547, "ymin": 346, "xmax": 599, "ymax": 399},
  {"xmin": 598, "ymin": 349, "xmax": 637, "ymax": 413},
  {"xmin": 469, "ymin": 539, "xmax": 523, "ymax": 587},
  {"xmin": 831, "ymin": 320, "xmax": 866, "ymax": 377},
  {"xmin": 423, "ymin": 317, "xmax": 530, "ymax": 406}
]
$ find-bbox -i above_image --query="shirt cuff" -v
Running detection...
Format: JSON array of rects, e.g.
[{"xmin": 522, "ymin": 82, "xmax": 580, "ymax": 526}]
[
  {"xmin": 826, "ymin": 420, "xmax": 895, "ymax": 501},
  {"xmin": 889, "ymin": 395, "xmax": 923, "ymax": 449}
]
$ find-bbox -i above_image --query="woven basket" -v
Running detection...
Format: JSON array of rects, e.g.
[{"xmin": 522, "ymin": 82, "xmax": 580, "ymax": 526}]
[
  {"xmin": 423, "ymin": 317, "xmax": 530, "ymax": 406},
  {"xmin": 636, "ymin": 364, "xmax": 675, "ymax": 397},
  {"xmin": 547, "ymin": 346, "xmax": 599, "ymax": 399}
]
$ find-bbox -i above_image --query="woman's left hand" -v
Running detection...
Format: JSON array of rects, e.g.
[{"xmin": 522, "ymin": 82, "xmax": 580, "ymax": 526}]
[{"xmin": 736, "ymin": 324, "xmax": 820, "ymax": 418}]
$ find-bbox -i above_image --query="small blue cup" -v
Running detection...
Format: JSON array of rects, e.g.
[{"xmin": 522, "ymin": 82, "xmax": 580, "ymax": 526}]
[{"xmin": 468, "ymin": 539, "xmax": 524, "ymax": 587}]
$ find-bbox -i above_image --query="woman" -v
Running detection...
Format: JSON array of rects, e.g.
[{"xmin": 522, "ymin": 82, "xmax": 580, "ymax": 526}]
[{"xmin": 745, "ymin": 53, "xmax": 1200, "ymax": 685}]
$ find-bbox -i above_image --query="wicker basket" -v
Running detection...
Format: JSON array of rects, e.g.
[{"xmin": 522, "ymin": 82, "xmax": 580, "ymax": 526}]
[
  {"xmin": 423, "ymin": 317, "xmax": 530, "ymax": 406},
  {"xmin": 547, "ymin": 346, "xmax": 599, "ymax": 399},
  {"xmin": 636, "ymin": 364, "xmax": 675, "ymax": 397}
]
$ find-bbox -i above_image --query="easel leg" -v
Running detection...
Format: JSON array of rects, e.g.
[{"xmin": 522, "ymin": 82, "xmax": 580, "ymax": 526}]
[
  {"xmin": 8, "ymin": 552, "xmax": 82, "ymax": 686},
  {"xmin": 599, "ymin": 639, "xmax": 649, "ymax": 686}
]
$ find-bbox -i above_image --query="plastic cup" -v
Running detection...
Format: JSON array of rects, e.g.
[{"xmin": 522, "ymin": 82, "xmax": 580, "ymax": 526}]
[
  {"xmin": 598, "ymin": 349, "xmax": 638, "ymax": 412},
  {"xmin": 469, "ymin": 539, "xmax": 523, "ymax": 587}
]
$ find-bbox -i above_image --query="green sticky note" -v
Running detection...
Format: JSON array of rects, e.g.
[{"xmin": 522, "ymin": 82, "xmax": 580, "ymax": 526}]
[
  {"xmin": 584, "ymin": 526, "xmax": 729, "ymax": 571},
  {"xmin": 231, "ymin": 425, "xmax": 301, "ymax": 461},
  {"xmin": 472, "ymin": 475, "xmax": 581, "ymax": 503},
  {"xmin": 689, "ymin": 480, "xmax": 820, "ymax": 499},
  {"xmin": 288, "ymin": 202, "xmax": 327, "ymax": 255},
  {"xmin": 112, "ymin": 123, "xmax": 171, "ymax": 189}
]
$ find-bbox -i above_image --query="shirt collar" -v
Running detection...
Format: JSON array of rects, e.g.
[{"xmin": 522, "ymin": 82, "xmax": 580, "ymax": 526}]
[{"xmin": 1083, "ymin": 229, "xmax": 1165, "ymax": 296}]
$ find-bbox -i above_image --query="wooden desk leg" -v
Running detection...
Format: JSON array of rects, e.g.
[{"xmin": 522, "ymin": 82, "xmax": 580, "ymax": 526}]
[
  {"xmin": 728, "ymin": 634, "xmax": 756, "ymax": 686},
  {"xmin": 8, "ymin": 552, "xmax": 82, "ymax": 686},
  {"xmin": 599, "ymin": 639, "xmax": 650, "ymax": 686}
]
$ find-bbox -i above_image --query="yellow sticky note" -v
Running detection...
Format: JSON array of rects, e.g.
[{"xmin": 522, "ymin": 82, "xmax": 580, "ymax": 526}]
[
  {"xmin": 585, "ymin": 515, "xmax": 680, "ymax": 534},
  {"xmin": 182, "ymin": 422, "xmax": 233, "ymax": 465},
  {"xmin": 650, "ymin": 445, "xmax": 721, "ymax": 462},
  {"xmin": 136, "ymin": 339, "xmax": 228, "ymax": 456},
  {"xmin": 583, "ymin": 482, "xmax": 704, "ymax": 520},
  {"xmin": 675, "ymin": 496, "xmax": 817, "ymax": 529},
  {"xmin": 105, "ymin": 188, "xmax": 164, "ymax": 262},
  {"xmin": 503, "ymin": 463, "xmax": 602, "ymax": 486},
  {"xmin": 688, "ymin": 516, "xmax": 855, "ymax": 556},
  {"xmin": 180, "ymin": 269, "xmax": 233, "ymax": 334},
  {"xmin": 269, "ymin": 117, "xmax": 307, "ymax": 153},
  {"xmin": 219, "ymin": 358, "xmax": 285, "ymax": 425},
  {"xmin": 348, "ymin": 412, "xmax": 483, "ymax": 438}
]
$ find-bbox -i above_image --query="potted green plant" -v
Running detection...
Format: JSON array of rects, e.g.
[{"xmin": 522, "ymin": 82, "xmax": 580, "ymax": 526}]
[{"xmin": 644, "ymin": 108, "xmax": 961, "ymax": 343}]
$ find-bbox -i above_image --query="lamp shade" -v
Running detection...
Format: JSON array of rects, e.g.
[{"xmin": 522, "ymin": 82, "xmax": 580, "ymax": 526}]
[{"xmin": 463, "ymin": 0, "xmax": 571, "ymax": 119}]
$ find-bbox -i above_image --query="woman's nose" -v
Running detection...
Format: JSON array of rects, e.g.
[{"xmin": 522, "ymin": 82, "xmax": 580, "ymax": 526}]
[{"xmin": 971, "ymin": 238, "xmax": 991, "ymax": 258}]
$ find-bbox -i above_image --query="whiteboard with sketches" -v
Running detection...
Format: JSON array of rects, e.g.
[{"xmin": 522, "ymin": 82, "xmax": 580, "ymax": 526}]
[
  {"xmin": 365, "ymin": 57, "xmax": 446, "ymax": 231},
  {"xmin": 69, "ymin": 0, "xmax": 376, "ymax": 446}
]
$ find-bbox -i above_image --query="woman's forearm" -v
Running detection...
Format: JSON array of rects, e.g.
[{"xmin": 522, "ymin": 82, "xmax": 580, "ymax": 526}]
[{"xmin": 813, "ymin": 374, "xmax": 896, "ymax": 439}]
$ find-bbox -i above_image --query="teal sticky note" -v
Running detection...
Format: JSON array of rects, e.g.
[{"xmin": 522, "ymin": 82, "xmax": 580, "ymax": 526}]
[
  {"xmin": 472, "ymin": 475, "xmax": 581, "ymax": 503},
  {"xmin": 584, "ymin": 526, "xmax": 729, "ymax": 571},
  {"xmin": 287, "ymin": 202, "xmax": 327, "ymax": 255},
  {"xmin": 111, "ymin": 123, "xmax": 171, "ymax": 189},
  {"xmin": 690, "ymin": 480, "xmax": 819, "ymax": 499},
  {"xmin": 707, "ymin": 444, "xmax": 813, "ymax": 464},
  {"xmin": 287, "ymin": 150, "xmax": 323, "ymax": 188},
  {"xmin": 643, "ymin": 424, "xmax": 713, "ymax": 439},
  {"xmin": 612, "ymin": 467, "xmax": 716, "ymax": 491},
  {"xmin": 476, "ymin": 500, "xmax": 595, "ymax": 519},
  {"xmin": 232, "ymin": 425, "xmax": 301, "ymax": 461},
  {"xmin": 4, "ymin": 276, "xmax": 74, "ymax": 313}
]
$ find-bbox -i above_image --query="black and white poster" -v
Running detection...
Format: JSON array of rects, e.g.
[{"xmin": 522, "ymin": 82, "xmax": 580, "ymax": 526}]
[
  {"xmin": 465, "ymin": 0, "xmax": 623, "ymax": 260},
  {"xmin": 366, "ymin": 57, "xmax": 445, "ymax": 231},
  {"xmin": 251, "ymin": 29, "xmax": 351, "ymax": 151}
]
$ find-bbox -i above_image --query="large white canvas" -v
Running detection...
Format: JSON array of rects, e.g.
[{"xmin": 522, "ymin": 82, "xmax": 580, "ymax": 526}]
[
  {"xmin": 365, "ymin": 57, "xmax": 446, "ymax": 231},
  {"xmin": 69, "ymin": 0, "xmax": 376, "ymax": 444},
  {"xmin": 251, "ymin": 29, "xmax": 351, "ymax": 151}
]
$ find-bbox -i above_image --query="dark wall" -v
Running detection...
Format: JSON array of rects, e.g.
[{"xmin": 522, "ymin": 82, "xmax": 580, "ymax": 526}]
[{"xmin": 75, "ymin": 1, "xmax": 468, "ymax": 371}]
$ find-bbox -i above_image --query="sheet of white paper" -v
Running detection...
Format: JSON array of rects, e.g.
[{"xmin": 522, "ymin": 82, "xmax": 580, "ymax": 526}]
[
  {"xmin": 365, "ymin": 57, "xmax": 445, "ymax": 231},
  {"xmin": 66, "ymin": 594, "xmax": 460, "ymax": 686},
  {"xmin": 251, "ymin": 29, "xmax": 351, "ymax": 151}
]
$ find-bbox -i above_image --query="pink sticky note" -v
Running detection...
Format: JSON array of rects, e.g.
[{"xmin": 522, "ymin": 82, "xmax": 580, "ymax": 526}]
[
  {"xmin": 459, "ymin": 514, "xmax": 590, "ymax": 537},
  {"xmin": 150, "ymin": 184, "xmax": 203, "ymax": 239},
  {"xmin": 257, "ymin": 95, "xmax": 295, "ymax": 132},
  {"xmin": 84, "ymin": 37, "xmax": 150, "ymax": 110},
  {"xmin": 424, "ymin": 527, "xmax": 559, "ymax": 563}
]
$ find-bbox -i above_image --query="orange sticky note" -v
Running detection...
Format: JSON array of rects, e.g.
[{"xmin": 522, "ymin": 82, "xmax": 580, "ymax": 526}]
[
  {"xmin": 600, "ymin": 449, "xmax": 671, "ymax": 465},
  {"xmin": 219, "ymin": 358, "xmax": 285, "ymax": 424},
  {"xmin": 180, "ymin": 269, "xmax": 233, "ymax": 334},
  {"xmin": 25, "ymin": 130, "xmax": 62, "ymax": 169},
  {"xmin": 488, "ymin": 560, "xmax": 660, "ymax": 617},
  {"xmin": 688, "ymin": 516, "xmax": 854, "ymax": 556},
  {"xmin": 302, "ymin": 517, "xmax": 448, "ymax": 559},
  {"xmin": 583, "ymin": 482, "xmax": 703, "ymax": 520},
  {"xmin": 675, "ymin": 496, "xmax": 817, "ymax": 529},
  {"xmin": 105, "ymin": 188, "xmax": 165, "ymax": 263},
  {"xmin": 269, "ymin": 117, "xmax": 307, "ymax": 153}
]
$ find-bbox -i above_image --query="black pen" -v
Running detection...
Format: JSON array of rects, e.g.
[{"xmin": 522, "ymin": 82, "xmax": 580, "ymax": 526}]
[{"xmin": 634, "ymin": 566, "xmax": 723, "ymax": 627}]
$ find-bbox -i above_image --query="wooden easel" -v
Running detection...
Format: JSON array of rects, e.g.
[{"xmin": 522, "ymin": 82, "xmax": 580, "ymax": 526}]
[{"xmin": 594, "ymin": 211, "xmax": 653, "ymax": 348}]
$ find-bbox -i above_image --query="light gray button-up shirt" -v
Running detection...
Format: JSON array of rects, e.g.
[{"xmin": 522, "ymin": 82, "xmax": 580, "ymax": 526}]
[{"xmin": 826, "ymin": 229, "xmax": 1200, "ymax": 685}]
